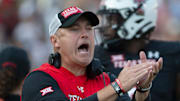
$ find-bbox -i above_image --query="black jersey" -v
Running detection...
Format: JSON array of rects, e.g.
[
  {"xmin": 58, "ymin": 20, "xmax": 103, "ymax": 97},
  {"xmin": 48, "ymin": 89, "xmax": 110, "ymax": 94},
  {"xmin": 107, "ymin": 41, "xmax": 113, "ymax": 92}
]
[{"xmin": 95, "ymin": 40, "xmax": 180, "ymax": 101}]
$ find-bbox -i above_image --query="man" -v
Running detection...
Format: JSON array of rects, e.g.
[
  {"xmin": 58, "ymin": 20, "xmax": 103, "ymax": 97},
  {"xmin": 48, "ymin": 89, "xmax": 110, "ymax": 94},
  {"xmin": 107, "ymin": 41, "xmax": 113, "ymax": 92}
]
[
  {"xmin": 22, "ymin": 6, "xmax": 162, "ymax": 101},
  {"xmin": 94, "ymin": 0, "xmax": 180, "ymax": 101}
]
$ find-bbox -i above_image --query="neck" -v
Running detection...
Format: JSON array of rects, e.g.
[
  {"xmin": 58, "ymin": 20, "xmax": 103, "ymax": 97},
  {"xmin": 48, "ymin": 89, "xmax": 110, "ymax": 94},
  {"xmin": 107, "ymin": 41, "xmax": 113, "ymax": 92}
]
[
  {"xmin": 62, "ymin": 62, "xmax": 86, "ymax": 76},
  {"xmin": 125, "ymin": 40, "xmax": 147, "ymax": 54}
]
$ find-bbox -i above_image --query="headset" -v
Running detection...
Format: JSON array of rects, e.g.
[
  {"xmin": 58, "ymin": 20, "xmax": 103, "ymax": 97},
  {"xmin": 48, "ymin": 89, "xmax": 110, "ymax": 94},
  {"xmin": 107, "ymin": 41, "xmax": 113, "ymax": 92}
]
[{"xmin": 48, "ymin": 52, "xmax": 61, "ymax": 69}]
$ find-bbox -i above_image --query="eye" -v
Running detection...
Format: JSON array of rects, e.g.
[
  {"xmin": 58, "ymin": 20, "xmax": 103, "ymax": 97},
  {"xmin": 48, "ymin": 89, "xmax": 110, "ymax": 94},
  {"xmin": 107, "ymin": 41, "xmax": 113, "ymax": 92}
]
[
  {"xmin": 70, "ymin": 26, "xmax": 80, "ymax": 31},
  {"xmin": 86, "ymin": 26, "xmax": 93, "ymax": 31}
]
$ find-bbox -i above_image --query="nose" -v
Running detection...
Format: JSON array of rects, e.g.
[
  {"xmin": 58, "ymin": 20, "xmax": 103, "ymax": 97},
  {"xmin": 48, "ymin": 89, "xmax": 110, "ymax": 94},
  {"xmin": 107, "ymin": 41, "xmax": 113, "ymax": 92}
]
[{"xmin": 80, "ymin": 29, "xmax": 89, "ymax": 39}]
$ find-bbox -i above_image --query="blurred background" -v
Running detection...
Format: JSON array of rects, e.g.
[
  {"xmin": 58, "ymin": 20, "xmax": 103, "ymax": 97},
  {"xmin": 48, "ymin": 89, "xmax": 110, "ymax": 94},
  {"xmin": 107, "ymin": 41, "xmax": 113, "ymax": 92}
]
[{"xmin": 0, "ymin": 0, "xmax": 180, "ymax": 70}]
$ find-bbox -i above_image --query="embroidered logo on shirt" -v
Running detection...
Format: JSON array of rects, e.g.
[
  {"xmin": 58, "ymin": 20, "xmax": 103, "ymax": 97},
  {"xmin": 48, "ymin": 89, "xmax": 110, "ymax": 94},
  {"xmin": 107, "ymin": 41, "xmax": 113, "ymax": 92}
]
[
  {"xmin": 40, "ymin": 86, "xmax": 54, "ymax": 96},
  {"xmin": 77, "ymin": 86, "xmax": 84, "ymax": 93}
]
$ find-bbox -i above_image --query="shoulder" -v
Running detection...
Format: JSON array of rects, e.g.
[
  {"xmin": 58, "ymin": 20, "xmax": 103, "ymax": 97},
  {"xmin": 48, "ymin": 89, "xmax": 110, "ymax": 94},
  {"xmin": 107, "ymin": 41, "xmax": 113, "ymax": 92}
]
[
  {"xmin": 22, "ymin": 71, "xmax": 56, "ymax": 100},
  {"xmin": 23, "ymin": 70, "xmax": 56, "ymax": 88},
  {"xmin": 23, "ymin": 63, "xmax": 57, "ymax": 86},
  {"xmin": 22, "ymin": 70, "xmax": 67, "ymax": 101},
  {"xmin": 146, "ymin": 40, "xmax": 180, "ymax": 54}
]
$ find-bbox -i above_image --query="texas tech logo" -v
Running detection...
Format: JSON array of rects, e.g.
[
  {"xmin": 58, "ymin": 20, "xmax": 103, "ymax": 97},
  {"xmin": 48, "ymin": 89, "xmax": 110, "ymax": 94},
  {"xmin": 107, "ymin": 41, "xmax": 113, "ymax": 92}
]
[
  {"xmin": 68, "ymin": 94, "xmax": 82, "ymax": 101},
  {"xmin": 111, "ymin": 54, "xmax": 125, "ymax": 68},
  {"xmin": 111, "ymin": 54, "xmax": 156, "ymax": 68}
]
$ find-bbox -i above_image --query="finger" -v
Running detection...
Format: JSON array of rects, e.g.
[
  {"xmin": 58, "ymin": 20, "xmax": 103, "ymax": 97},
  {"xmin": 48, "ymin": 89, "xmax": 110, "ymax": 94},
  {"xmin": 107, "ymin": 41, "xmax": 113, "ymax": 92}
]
[
  {"xmin": 135, "ymin": 66, "xmax": 153, "ymax": 77},
  {"xmin": 133, "ymin": 62, "xmax": 153, "ymax": 72},
  {"xmin": 138, "ymin": 68, "xmax": 152, "ymax": 84},
  {"xmin": 153, "ymin": 62, "xmax": 159, "ymax": 75},
  {"xmin": 146, "ymin": 70, "xmax": 154, "ymax": 86},
  {"xmin": 148, "ymin": 70, "xmax": 154, "ymax": 82},
  {"xmin": 157, "ymin": 57, "xmax": 163, "ymax": 70},
  {"xmin": 124, "ymin": 60, "xmax": 131, "ymax": 68},
  {"xmin": 153, "ymin": 57, "xmax": 163, "ymax": 74},
  {"xmin": 135, "ymin": 68, "xmax": 149, "ymax": 82},
  {"xmin": 138, "ymin": 70, "xmax": 151, "ymax": 86},
  {"xmin": 139, "ymin": 51, "xmax": 147, "ymax": 63},
  {"xmin": 139, "ymin": 70, "xmax": 154, "ymax": 87}
]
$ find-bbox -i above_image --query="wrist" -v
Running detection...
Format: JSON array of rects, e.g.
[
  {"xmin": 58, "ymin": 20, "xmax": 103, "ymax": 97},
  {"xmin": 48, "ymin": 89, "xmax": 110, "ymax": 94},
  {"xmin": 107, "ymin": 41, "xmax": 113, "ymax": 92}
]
[
  {"xmin": 136, "ymin": 82, "xmax": 152, "ymax": 93},
  {"xmin": 115, "ymin": 79, "xmax": 125, "ymax": 93},
  {"xmin": 135, "ymin": 90, "xmax": 150, "ymax": 101},
  {"xmin": 111, "ymin": 79, "xmax": 125, "ymax": 96}
]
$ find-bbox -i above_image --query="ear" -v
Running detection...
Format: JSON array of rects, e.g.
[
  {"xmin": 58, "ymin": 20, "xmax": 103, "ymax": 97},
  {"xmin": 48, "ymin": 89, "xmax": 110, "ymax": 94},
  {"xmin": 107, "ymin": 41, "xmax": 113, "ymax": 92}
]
[{"xmin": 50, "ymin": 35, "xmax": 60, "ymax": 49}]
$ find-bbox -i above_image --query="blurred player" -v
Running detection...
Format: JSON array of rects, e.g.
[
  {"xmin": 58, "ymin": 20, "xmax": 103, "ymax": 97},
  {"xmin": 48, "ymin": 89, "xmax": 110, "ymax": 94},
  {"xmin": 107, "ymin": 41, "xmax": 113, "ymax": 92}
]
[
  {"xmin": 0, "ymin": 45, "xmax": 30, "ymax": 101},
  {"xmin": 95, "ymin": 0, "xmax": 180, "ymax": 101}
]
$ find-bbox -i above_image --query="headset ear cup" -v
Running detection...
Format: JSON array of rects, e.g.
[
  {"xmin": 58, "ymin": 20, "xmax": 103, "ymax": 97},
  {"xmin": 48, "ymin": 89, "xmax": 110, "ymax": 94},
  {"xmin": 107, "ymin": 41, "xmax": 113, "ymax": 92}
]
[
  {"xmin": 48, "ymin": 53, "xmax": 61, "ymax": 69},
  {"xmin": 54, "ymin": 53, "xmax": 61, "ymax": 68},
  {"xmin": 48, "ymin": 53, "xmax": 55, "ymax": 65}
]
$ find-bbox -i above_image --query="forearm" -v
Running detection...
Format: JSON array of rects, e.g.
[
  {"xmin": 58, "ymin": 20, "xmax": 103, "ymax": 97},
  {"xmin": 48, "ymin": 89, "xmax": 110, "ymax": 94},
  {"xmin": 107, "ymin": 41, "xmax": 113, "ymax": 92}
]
[{"xmin": 97, "ymin": 84, "xmax": 118, "ymax": 101}]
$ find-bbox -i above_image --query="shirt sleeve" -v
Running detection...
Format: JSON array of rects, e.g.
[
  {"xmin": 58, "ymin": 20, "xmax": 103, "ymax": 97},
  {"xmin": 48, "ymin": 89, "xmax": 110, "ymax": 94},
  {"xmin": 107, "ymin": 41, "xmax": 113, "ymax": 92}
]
[{"xmin": 22, "ymin": 71, "xmax": 68, "ymax": 101}]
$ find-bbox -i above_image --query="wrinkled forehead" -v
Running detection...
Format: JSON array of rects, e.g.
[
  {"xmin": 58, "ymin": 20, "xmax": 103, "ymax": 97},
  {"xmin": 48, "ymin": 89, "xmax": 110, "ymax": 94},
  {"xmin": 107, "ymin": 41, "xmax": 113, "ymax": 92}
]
[
  {"xmin": 58, "ymin": 16, "xmax": 93, "ymax": 31},
  {"xmin": 61, "ymin": 16, "xmax": 93, "ymax": 29},
  {"xmin": 73, "ymin": 16, "xmax": 93, "ymax": 26}
]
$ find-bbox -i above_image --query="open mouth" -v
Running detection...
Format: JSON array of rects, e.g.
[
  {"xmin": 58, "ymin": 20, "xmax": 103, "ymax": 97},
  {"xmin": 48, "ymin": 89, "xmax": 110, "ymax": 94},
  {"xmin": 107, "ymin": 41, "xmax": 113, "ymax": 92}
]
[{"xmin": 78, "ymin": 43, "xmax": 89, "ymax": 53}]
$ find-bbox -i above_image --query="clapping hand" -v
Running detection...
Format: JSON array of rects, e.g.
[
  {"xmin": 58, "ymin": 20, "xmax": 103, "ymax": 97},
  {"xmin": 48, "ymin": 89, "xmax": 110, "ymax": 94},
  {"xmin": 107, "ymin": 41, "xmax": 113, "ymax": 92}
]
[
  {"xmin": 137, "ymin": 51, "xmax": 163, "ymax": 89},
  {"xmin": 117, "ymin": 51, "xmax": 163, "ymax": 92}
]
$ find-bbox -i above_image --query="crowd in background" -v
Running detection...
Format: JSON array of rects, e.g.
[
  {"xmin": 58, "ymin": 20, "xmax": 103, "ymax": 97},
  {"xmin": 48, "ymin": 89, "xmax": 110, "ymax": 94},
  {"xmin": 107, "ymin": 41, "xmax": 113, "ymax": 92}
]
[{"xmin": 0, "ymin": 0, "xmax": 179, "ymax": 69}]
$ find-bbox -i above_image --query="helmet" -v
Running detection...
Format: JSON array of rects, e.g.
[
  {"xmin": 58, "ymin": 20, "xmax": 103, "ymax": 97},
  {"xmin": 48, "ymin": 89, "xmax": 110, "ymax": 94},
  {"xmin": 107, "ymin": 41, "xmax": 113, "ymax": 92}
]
[{"xmin": 97, "ymin": 0, "xmax": 158, "ymax": 40}]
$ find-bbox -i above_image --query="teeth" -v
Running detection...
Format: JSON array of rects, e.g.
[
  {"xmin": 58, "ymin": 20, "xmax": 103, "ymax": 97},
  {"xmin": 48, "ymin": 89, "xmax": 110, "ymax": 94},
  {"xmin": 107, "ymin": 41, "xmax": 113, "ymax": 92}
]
[{"xmin": 78, "ymin": 48, "xmax": 88, "ymax": 53}]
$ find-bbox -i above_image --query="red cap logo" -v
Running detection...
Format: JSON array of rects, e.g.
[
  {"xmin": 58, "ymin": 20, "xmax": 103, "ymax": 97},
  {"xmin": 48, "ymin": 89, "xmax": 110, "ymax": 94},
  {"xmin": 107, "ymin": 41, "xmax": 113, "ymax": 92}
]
[{"xmin": 61, "ymin": 6, "xmax": 83, "ymax": 18}]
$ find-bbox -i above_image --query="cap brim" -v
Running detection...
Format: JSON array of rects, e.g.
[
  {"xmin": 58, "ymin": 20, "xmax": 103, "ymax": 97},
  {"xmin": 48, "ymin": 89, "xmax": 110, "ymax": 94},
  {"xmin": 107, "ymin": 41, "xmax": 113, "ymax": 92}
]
[{"xmin": 61, "ymin": 11, "xmax": 99, "ymax": 28}]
